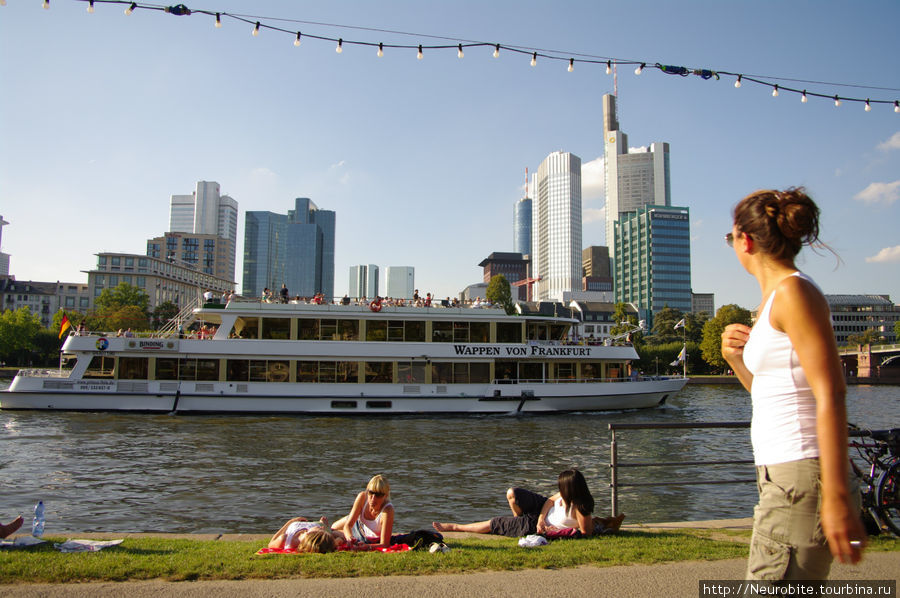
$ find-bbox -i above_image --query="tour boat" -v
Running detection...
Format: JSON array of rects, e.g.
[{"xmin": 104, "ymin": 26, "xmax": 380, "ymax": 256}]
[{"xmin": 1, "ymin": 300, "xmax": 687, "ymax": 414}]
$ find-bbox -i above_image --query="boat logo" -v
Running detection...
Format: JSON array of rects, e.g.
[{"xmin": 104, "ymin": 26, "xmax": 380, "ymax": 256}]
[{"xmin": 95, "ymin": 337, "xmax": 109, "ymax": 351}]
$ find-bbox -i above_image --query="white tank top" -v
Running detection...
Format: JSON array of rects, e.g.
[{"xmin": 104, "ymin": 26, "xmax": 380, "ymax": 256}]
[
  {"xmin": 742, "ymin": 271, "xmax": 820, "ymax": 466},
  {"xmin": 545, "ymin": 497, "xmax": 579, "ymax": 529}
]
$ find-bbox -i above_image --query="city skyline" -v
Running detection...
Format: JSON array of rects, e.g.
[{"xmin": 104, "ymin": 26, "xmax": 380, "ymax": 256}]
[{"xmin": 1, "ymin": 1, "xmax": 899, "ymax": 312}]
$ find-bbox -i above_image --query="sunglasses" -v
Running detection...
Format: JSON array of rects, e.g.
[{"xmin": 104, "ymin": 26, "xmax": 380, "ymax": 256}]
[{"xmin": 367, "ymin": 490, "xmax": 385, "ymax": 497}]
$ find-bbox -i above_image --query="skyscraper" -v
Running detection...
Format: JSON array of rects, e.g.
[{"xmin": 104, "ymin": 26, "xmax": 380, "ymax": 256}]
[
  {"xmin": 603, "ymin": 94, "xmax": 670, "ymax": 257},
  {"xmin": 349, "ymin": 264, "xmax": 379, "ymax": 299},
  {"xmin": 168, "ymin": 181, "xmax": 238, "ymax": 281},
  {"xmin": 614, "ymin": 205, "xmax": 692, "ymax": 322},
  {"xmin": 242, "ymin": 198, "xmax": 336, "ymax": 299},
  {"xmin": 0, "ymin": 215, "xmax": 9, "ymax": 277},
  {"xmin": 513, "ymin": 196, "xmax": 532, "ymax": 257},
  {"xmin": 532, "ymin": 151, "xmax": 582, "ymax": 301},
  {"xmin": 385, "ymin": 266, "xmax": 414, "ymax": 299}
]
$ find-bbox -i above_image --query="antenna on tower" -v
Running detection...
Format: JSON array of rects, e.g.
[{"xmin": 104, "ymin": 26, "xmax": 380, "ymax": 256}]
[
  {"xmin": 613, "ymin": 63, "xmax": 618, "ymax": 97},
  {"xmin": 525, "ymin": 167, "xmax": 529, "ymax": 198}
]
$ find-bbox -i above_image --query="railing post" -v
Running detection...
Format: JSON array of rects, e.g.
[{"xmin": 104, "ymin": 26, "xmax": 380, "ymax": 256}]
[{"xmin": 610, "ymin": 426, "xmax": 618, "ymax": 517}]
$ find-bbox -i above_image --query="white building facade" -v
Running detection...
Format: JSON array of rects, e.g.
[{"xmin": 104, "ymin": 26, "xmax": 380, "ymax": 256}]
[
  {"xmin": 532, "ymin": 151, "xmax": 582, "ymax": 302},
  {"xmin": 385, "ymin": 266, "xmax": 415, "ymax": 299},
  {"xmin": 168, "ymin": 181, "xmax": 238, "ymax": 282},
  {"xmin": 349, "ymin": 264, "xmax": 379, "ymax": 299}
]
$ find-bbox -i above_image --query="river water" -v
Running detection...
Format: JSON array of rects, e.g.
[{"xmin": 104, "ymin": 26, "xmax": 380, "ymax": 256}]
[{"xmin": 1, "ymin": 383, "xmax": 897, "ymax": 535}]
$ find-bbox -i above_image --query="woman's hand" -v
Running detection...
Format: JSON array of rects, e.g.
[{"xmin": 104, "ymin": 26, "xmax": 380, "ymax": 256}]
[
  {"xmin": 821, "ymin": 494, "xmax": 866, "ymax": 564},
  {"xmin": 721, "ymin": 323, "xmax": 753, "ymax": 391}
]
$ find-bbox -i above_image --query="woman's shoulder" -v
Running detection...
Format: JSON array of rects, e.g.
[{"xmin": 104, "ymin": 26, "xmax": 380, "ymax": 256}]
[{"xmin": 776, "ymin": 273, "xmax": 827, "ymax": 309}]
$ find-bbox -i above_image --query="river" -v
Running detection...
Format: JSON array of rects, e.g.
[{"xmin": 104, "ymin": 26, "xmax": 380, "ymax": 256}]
[{"xmin": 1, "ymin": 383, "xmax": 897, "ymax": 534}]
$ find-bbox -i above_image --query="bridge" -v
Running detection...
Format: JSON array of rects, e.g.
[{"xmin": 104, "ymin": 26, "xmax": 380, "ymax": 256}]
[{"xmin": 838, "ymin": 343, "xmax": 900, "ymax": 384}]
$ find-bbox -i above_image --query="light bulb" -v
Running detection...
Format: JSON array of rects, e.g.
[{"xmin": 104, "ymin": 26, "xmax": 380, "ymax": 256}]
[
  {"xmin": 801, "ymin": 91, "xmax": 808, "ymax": 103},
  {"xmin": 0, "ymin": 0, "xmax": 7, "ymax": 6},
  {"xmin": 215, "ymin": 13, "xmax": 222, "ymax": 27},
  {"xmin": 834, "ymin": 95, "xmax": 841, "ymax": 107},
  {"xmin": 772, "ymin": 85, "xmax": 779, "ymax": 98},
  {"xmin": 417, "ymin": 45, "xmax": 423, "ymax": 60},
  {"xmin": 895, "ymin": 101, "xmax": 899, "ymax": 113},
  {"xmin": 377, "ymin": 42, "xmax": 383, "ymax": 57},
  {"xmin": 634, "ymin": 63, "xmax": 644, "ymax": 75},
  {"xmin": 294, "ymin": 32, "xmax": 301, "ymax": 46},
  {"xmin": 252, "ymin": 22, "xmax": 260, "ymax": 37},
  {"xmin": 734, "ymin": 75, "xmax": 742, "ymax": 88},
  {"xmin": 865, "ymin": 99, "xmax": 871, "ymax": 112},
  {"xmin": 336, "ymin": 39, "xmax": 343, "ymax": 53},
  {"xmin": 458, "ymin": 44, "xmax": 464, "ymax": 59},
  {"xmin": 568, "ymin": 58, "xmax": 574, "ymax": 72},
  {"xmin": 87, "ymin": 0, "xmax": 94, "ymax": 13},
  {"xmin": 42, "ymin": 0, "xmax": 49, "ymax": 9},
  {"xmin": 493, "ymin": 44, "xmax": 500, "ymax": 58},
  {"xmin": 606, "ymin": 60, "xmax": 612, "ymax": 75},
  {"xmin": 530, "ymin": 52, "xmax": 537, "ymax": 67},
  {"xmin": 125, "ymin": 2, "xmax": 136, "ymax": 15}
]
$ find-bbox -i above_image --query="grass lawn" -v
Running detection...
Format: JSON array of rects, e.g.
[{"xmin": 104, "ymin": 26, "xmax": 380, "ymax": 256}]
[{"xmin": 1, "ymin": 531, "xmax": 898, "ymax": 584}]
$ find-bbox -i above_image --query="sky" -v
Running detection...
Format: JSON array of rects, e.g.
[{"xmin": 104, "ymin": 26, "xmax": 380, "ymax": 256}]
[{"xmin": 1, "ymin": 0, "xmax": 898, "ymax": 311}]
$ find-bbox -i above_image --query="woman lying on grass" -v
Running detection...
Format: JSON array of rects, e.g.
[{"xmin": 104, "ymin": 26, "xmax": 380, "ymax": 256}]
[
  {"xmin": 434, "ymin": 469, "xmax": 621, "ymax": 538},
  {"xmin": 267, "ymin": 516, "xmax": 347, "ymax": 552}
]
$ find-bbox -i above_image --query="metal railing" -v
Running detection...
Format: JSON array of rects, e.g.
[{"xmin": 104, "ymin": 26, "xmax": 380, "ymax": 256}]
[{"xmin": 608, "ymin": 421, "xmax": 754, "ymax": 516}]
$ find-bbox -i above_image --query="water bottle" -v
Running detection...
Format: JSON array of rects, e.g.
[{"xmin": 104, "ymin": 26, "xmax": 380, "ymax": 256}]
[{"xmin": 32, "ymin": 501, "xmax": 45, "ymax": 538}]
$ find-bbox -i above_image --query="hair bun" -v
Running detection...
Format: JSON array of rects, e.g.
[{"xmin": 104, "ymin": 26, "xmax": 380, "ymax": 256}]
[{"xmin": 764, "ymin": 202, "xmax": 779, "ymax": 218}]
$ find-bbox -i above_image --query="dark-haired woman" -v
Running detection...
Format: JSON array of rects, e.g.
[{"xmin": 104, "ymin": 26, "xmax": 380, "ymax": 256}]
[
  {"xmin": 433, "ymin": 469, "xmax": 615, "ymax": 537},
  {"xmin": 721, "ymin": 188, "xmax": 866, "ymax": 581}
]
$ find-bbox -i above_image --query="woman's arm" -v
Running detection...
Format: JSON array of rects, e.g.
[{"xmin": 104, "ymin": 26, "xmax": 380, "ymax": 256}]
[
  {"xmin": 375, "ymin": 505, "xmax": 395, "ymax": 548},
  {"xmin": 535, "ymin": 492, "xmax": 560, "ymax": 533},
  {"xmin": 773, "ymin": 277, "xmax": 865, "ymax": 564},
  {"xmin": 574, "ymin": 508, "xmax": 593, "ymax": 537},
  {"xmin": 721, "ymin": 323, "xmax": 753, "ymax": 391},
  {"xmin": 341, "ymin": 492, "xmax": 366, "ymax": 541}
]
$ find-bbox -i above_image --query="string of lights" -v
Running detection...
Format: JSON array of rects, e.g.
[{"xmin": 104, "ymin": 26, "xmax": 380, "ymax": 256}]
[{"xmin": 15, "ymin": 0, "xmax": 900, "ymax": 113}]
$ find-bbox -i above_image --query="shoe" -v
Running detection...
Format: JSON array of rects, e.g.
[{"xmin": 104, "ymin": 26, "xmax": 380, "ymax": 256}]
[
  {"xmin": 0, "ymin": 516, "xmax": 23, "ymax": 539},
  {"xmin": 429, "ymin": 542, "xmax": 451, "ymax": 554}
]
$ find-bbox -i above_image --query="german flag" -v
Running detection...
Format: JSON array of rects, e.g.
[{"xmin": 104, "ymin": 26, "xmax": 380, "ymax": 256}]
[{"xmin": 59, "ymin": 315, "xmax": 71, "ymax": 339}]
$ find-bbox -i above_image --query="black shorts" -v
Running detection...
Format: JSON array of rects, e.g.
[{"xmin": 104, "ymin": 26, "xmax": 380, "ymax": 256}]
[{"xmin": 488, "ymin": 488, "xmax": 549, "ymax": 537}]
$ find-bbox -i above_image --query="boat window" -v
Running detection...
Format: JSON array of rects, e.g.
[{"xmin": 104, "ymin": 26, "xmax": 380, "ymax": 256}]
[
  {"xmin": 431, "ymin": 362, "xmax": 452, "ymax": 384},
  {"xmin": 550, "ymin": 324, "xmax": 569, "ymax": 341},
  {"xmin": 118, "ymin": 357, "xmax": 148, "ymax": 380},
  {"xmin": 470, "ymin": 322, "xmax": 490, "ymax": 343},
  {"xmin": 179, "ymin": 359, "xmax": 197, "ymax": 381},
  {"xmin": 496, "ymin": 323, "xmax": 522, "ymax": 344},
  {"xmin": 556, "ymin": 362, "xmax": 576, "ymax": 381},
  {"xmin": 339, "ymin": 320, "xmax": 359, "ymax": 341},
  {"xmin": 452, "ymin": 363, "xmax": 469, "ymax": 383},
  {"xmin": 404, "ymin": 320, "xmax": 425, "ymax": 342},
  {"xmin": 470, "ymin": 362, "xmax": 490, "ymax": 383},
  {"xmin": 365, "ymin": 361, "xmax": 392, "ymax": 383},
  {"xmin": 432, "ymin": 321, "xmax": 452, "ymax": 342},
  {"xmin": 398, "ymin": 361, "xmax": 426, "ymax": 384},
  {"xmin": 519, "ymin": 362, "xmax": 544, "ymax": 382},
  {"xmin": 261, "ymin": 318, "xmax": 291, "ymax": 340},
  {"xmin": 266, "ymin": 361, "xmax": 289, "ymax": 382},
  {"xmin": 83, "ymin": 356, "xmax": 115, "ymax": 379},
  {"xmin": 232, "ymin": 317, "xmax": 259, "ymax": 339},
  {"xmin": 298, "ymin": 319, "xmax": 319, "ymax": 340},
  {"xmin": 226, "ymin": 360, "xmax": 249, "ymax": 381},
  {"xmin": 297, "ymin": 361, "xmax": 317, "ymax": 383},
  {"xmin": 320, "ymin": 319, "xmax": 338, "ymax": 340},
  {"xmin": 297, "ymin": 361, "xmax": 358, "ymax": 383},
  {"xmin": 387, "ymin": 320, "xmax": 404, "ymax": 342},
  {"xmin": 196, "ymin": 359, "xmax": 220, "ymax": 381},
  {"xmin": 526, "ymin": 323, "xmax": 549, "ymax": 341},
  {"xmin": 495, "ymin": 361, "xmax": 518, "ymax": 382},
  {"xmin": 366, "ymin": 320, "xmax": 387, "ymax": 341},
  {"xmin": 249, "ymin": 360, "xmax": 269, "ymax": 382},
  {"xmin": 453, "ymin": 322, "xmax": 469, "ymax": 343},
  {"xmin": 155, "ymin": 358, "xmax": 179, "ymax": 380},
  {"xmin": 581, "ymin": 362, "xmax": 602, "ymax": 381}
]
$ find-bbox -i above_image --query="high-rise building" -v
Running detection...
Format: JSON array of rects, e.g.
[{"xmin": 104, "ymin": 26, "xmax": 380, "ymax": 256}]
[
  {"xmin": 582, "ymin": 246, "xmax": 613, "ymax": 293},
  {"xmin": 385, "ymin": 266, "xmax": 414, "ymax": 299},
  {"xmin": 147, "ymin": 232, "xmax": 234, "ymax": 283},
  {"xmin": 168, "ymin": 181, "xmax": 238, "ymax": 281},
  {"xmin": 242, "ymin": 198, "xmax": 335, "ymax": 299},
  {"xmin": 349, "ymin": 264, "xmax": 379, "ymax": 299},
  {"xmin": 532, "ymin": 151, "xmax": 582, "ymax": 301},
  {"xmin": 0, "ymin": 215, "xmax": 9, "ymax": 277},
  {"xmin": 478, "ymin": 252, "xmax": 528, "ymax": 301},
  {"xmin": 614, "ymin": 205, "xmax": 692, "ymax": 323},
  {"xmin": 513, "ymin": 196, "xmax": 532, "ymax": 257},
  {"xmin": 603, "ymin": 94, "xmax": 670, "ymax": 257}
]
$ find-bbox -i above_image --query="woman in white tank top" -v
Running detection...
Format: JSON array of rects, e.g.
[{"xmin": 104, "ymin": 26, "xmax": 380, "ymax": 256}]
[
  {"xmin": 721, "ymin": 188, "xmax": 865, "ymax": 580},
  {"xmin": 331, "ymin": 474, "xmax": 395, "ymax": 551}
]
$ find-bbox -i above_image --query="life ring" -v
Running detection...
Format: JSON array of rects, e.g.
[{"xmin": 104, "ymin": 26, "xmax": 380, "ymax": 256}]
[{"xmin": 369, "ymin": 300, "xmax": 382, "ymax": 312}]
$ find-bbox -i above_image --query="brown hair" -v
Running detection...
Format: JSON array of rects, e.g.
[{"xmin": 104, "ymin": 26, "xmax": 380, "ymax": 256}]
[
  {"xmin": 733, "ymin": 187, "xmax": 821, "ymax": 261},
  {"xmin": 297, "ymin": 528, "xmax": 337, "ymax": 554},
  {"xmin": 558, "ymin": 469, "xmax": 594, "ymax": 517}
]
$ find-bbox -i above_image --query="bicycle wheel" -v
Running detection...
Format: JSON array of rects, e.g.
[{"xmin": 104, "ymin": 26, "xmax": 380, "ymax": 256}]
[{"xmin": 874, "ymin": 460, "xmax": 900, "ymax": 536}]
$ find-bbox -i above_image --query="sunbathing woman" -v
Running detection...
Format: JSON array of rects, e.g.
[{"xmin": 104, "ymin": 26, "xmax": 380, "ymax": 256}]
[
  {"xmin": 267, "ymin": 516, "xmax": 347, "ymax": 551},
  {"xmin": 434, "ymin": 469, "xmax": 621, "ymax": 537},
  {"xmin": 331, "ymin": 474, "xmax": 395, "ymax": 550}
]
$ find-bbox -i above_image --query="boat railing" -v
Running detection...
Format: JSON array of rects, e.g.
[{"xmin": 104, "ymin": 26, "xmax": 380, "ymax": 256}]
[
  {"xmin": 157, "ymin": 298, "xmax": 201, "ymax": 338},
  {"xmin": 492, "ymin": 376, "xmax": 677, "ymax": 385}
]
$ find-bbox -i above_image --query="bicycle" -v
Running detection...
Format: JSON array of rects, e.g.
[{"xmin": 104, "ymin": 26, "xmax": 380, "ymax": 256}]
[{"xmin": 848, "ymin": 425, "xmax": 900, "ymax": 536}]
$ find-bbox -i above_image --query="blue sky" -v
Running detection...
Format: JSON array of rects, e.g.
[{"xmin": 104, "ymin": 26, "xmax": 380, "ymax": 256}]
[{"xmin": 1, "ymin": 0, "xmax": 898, "ymax": 310}]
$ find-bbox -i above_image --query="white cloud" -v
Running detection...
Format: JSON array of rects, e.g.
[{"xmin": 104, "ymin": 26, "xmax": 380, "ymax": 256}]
[
  {"xmin": 865, "ymin": 245, "xmax": 900, "ymax": 263},
  {"xmin": 581, "ymin": 156, "xmax": 605, "ymax": 202},
  {"xmin": 583, "ymin": 207, "xmax": 606, "ymax": 224},
  {"xmin": 329, "ymin": 160, "xmax": 346, "ymax": 170},
  {"xmin": 853, "ymin": 181, "xmax": 900, "ymax": 205},
  {"xmin": 877, "ymin": 132, "xmax": 900, "ymax": 151},
  {"xmin": 250, "ymin": 167, "xmax": 277, "ymax": 178}
]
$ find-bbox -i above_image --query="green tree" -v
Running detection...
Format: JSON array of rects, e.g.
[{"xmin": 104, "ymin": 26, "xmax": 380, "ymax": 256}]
[
  {"xmin": 152, "ymin": 300, "xmax": 179, "ymax": 330},
  {"xmin": 486, "ymin": 274, "xmax": 515, "ymax": 315},
  {"xmin": 685, "ymin": 311, "xmax": 710, "ymax": 344},
  {"xmin": 0, "ymin": 306, "xmax": 43, "ymax": 366},
  {"xmin": 105, "ymin": 305, "xmax": 150, "ymax": 332},
  {"xmin": 646, "ymin": 306, "xmax": 684, "ymax": 345},
  {"xmin": 700, "ymin": 304, "xmax": 752, "ymax": 372},
  {"xmin": 895, "ymin": 320, "xmax": 900, "ymax": 341},
  {"xmin": 610, "ymin": 303, "xmax": 643, "ymax": 347},
  {"xmin": 95, "ymin": 282, "xmax": 150, "ymax": 313},
  {"xmin": 845, "ymin": 328, "xmax": 885, "ymax": 348}
]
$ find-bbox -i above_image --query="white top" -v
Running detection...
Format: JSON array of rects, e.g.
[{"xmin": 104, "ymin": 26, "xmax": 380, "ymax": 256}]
[
  {"xmin": 742, "ymin": 271, "xmax": 820, "ymax": 466},
  {"xmin": 545, "ymin": 497, "xmax": 579, "ymax": 529},
  {"xmin": 358, "ymin": 501, "xmax": 392, "ymax": 539}
]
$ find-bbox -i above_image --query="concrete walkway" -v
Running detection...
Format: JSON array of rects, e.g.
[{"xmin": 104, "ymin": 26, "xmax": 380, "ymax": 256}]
[{"xmin": 4, "ymin": 519, "xmax": 899, "ymax": 598}]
